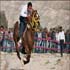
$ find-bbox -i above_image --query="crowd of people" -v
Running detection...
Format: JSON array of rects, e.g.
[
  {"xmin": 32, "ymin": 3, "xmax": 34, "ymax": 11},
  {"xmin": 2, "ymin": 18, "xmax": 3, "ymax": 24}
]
[
  {"xmin": 0, "ymin": 26, "xmax": 14, "ymax": 52},
  {"xmin": 33, "ymin": 26, "xmax": 70, "ymax": 54},
  {"xmin": 0, "ymin": 25, "xmax": 70, "ymax": 53}
]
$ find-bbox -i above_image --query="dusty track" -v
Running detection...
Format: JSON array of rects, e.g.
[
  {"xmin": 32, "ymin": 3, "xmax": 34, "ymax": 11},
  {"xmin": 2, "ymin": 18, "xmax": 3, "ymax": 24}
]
[{"xmin": 0, "ymin": 52, "xmax": 70, "ymax": 70}]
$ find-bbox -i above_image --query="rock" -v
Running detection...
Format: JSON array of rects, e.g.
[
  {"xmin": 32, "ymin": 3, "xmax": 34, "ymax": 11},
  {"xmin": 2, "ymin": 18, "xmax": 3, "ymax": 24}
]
[{"xmin": 0, "ymin": 1, "xmax": 70, "ymax": 31}]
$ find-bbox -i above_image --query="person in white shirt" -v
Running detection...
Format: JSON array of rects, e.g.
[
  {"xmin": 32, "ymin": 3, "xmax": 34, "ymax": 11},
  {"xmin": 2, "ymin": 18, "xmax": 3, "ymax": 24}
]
[
  {"xmin": 18, "ymin": 2, "xmax": 33, "ymax": 43},
  {"xmin": 58, "ymin": 26, "xmax": 65, "ymax": 57},
  {"xmin": 58, "ymin": 31, "xmax": 65, "ymax": 42}
]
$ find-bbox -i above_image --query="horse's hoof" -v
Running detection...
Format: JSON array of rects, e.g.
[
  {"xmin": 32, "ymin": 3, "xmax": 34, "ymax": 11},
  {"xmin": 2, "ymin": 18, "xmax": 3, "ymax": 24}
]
[
  {"xmin": 23, "ymin": 60, "xmax": 30, "ymax": 65},
  {"xmin": 23, "ymin": 56, "xmax": 27, "ymax": 61}
]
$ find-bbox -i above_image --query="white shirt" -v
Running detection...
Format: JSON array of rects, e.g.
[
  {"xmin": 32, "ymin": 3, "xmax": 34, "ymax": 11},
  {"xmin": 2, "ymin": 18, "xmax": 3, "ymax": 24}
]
[
  {"xmin": 58, "ymin": 31, "xmax": 65, "ymax": 42},
  {"xmin": 38, "ymin": 32, "xmax": 42, "ymax": 38},
  {"xmin": 20, "ymin": 4, "xmax": 28, "ymax": 17}
]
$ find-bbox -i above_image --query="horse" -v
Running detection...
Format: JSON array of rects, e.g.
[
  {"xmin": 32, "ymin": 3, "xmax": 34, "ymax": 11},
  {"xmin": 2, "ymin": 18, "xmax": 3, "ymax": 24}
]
[{"xmin": 13, "ymin": 10, "xmax": 40, "ymax": 65}]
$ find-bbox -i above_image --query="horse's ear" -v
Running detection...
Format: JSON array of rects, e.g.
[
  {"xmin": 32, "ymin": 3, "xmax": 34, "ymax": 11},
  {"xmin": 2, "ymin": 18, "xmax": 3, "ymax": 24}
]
[{"xmin": 34, "ymin": 10, "xmax": 37, "ymax": 12}]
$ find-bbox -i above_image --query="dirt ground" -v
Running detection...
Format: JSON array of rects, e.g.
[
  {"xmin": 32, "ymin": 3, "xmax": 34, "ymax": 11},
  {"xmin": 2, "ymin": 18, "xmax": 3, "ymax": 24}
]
[{"xmin": 0, "ymin": 52, "xmax": 70, "ymax": 70}]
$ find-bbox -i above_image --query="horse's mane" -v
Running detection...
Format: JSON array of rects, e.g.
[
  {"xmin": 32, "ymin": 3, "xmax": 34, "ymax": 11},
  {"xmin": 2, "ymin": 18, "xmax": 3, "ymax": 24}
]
[{"xmin": 30, "ymin": 10, "xmax": 40, "ymax": 31}]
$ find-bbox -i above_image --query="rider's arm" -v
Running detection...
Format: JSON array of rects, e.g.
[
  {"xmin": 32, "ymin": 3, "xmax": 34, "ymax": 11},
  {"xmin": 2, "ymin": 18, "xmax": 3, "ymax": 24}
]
[
  {"xmin": 27, "ymin": 15, "xmax": 31, "ymax": 23},
  {"xmin": 27, "ymin": 9, "xmax": 34, "ymax": 23}
]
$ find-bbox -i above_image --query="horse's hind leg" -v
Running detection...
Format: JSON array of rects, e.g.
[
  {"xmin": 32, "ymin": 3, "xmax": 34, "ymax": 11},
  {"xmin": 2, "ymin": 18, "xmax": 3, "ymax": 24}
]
[
  {"xmin": 15, "ymin": 42, "xmax": 21, "ymax": 60},
  {"xmin": 13, "ymin": 21, "xmax": 21, "ymax": 60}
]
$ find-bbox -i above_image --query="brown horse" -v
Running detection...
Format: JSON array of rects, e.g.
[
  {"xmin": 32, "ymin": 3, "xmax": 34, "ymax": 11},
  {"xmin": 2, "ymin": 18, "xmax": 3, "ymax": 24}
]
[{"xmin": 13, "ymin": 10, "xmax": 40, "ymax": 65}]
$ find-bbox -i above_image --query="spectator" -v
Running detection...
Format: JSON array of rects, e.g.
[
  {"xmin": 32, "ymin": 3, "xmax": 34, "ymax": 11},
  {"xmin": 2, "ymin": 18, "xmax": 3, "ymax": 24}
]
[
  {"xmin": 7, "ymin": 30, "xmax": 14, "ymax": 52},
  {"xmin": 0, "ymin": 26, "xmax": 5, "ymax": 51},
  {"xmin": 33, "ymin": 31, "xmax": 38, "ymax": 52},
  {"xmin": 58, "ymin": 26, "xmax": 65, "ymax": 57},
  {"xmin": 65, "ymin": 29, "xmax": 70, "ymax": 53},
  {"xmin": 49, "ymin": 28, "xmax": 56, "ymax": 52},
  {"xmin": 48, "ymin": 28, "xmax": 53, "ymax": 49},
  {"xmin": 51, "ymin": 28, "xmax": 56, "ymax": 40},
  {"xmin": 55, "ymin": 28, "xmax": 60, "ymax": 52},
  {"xmin": 41, "ymin": 28, "xmax": 47, "ymax": 47},
  {"xmin": 34, "ymin": 31, "xmax": 38, "ymax": 46},
  {"xmin": 37, "ymin": 29, "xmax": 42, "ymax": 53},
  {"xmin": 41, "ymin": 28, "xmax": 47, "ymax": 53},
  {"xmin": 37, "ymin": 29, "xmax": 42, "ymax": 46},
  {"xmin": 2, "ymin": 29, "xmax": 8, "ymax": 52}
]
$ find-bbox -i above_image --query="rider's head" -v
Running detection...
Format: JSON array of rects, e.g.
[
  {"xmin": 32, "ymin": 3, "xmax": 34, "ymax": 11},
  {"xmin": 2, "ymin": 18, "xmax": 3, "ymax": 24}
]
[{"xmin": 27, "ymin": 2, "xmax": 32, "ymax": 11}]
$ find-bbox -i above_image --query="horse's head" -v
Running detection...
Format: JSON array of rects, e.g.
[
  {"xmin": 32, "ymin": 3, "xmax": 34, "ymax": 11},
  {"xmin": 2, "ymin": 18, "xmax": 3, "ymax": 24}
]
[
  {"xmin": 29, "ymin": 10, "xmax": 40, "ymax": 31},
  {"xmin": 31, "ymin": 10, "xmax": 40, "ymax": 20}
]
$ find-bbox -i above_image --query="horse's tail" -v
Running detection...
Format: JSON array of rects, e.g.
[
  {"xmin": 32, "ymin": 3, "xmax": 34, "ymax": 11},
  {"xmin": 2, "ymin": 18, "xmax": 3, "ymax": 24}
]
[{"xmin": 13, "ymin": 21, "xmax": 19, "ymax": 41}]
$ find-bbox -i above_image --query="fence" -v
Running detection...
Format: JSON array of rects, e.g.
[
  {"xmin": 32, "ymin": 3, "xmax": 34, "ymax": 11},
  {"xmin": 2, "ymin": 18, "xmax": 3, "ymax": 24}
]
[
  {"xmin": 33, "ymin": 37, "xmax": 70, "ymax": 54},
  {"xmin": 0, "ymin": 37, "xmax": 70, "ymax": 54}
]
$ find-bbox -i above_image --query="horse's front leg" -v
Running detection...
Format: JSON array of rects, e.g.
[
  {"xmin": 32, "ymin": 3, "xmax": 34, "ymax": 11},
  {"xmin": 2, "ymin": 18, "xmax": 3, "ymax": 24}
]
[
  {"xmin": 24, "ymin": 54, "xmax": 31, "ymax": 64},
  {"xmin": 23, "ymin": 46, "xmax": 32, "ymax": 64}
]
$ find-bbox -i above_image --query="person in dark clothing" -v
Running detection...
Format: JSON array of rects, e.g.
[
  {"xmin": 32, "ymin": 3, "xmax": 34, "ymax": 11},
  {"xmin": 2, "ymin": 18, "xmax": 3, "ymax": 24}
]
[
  {"xmin": 0, "ymin": 26, "xmax": 5, "ymax": 51},
  {"xmin": 65, "ymin": 29, "xmax": 70, "ymax": 53}
]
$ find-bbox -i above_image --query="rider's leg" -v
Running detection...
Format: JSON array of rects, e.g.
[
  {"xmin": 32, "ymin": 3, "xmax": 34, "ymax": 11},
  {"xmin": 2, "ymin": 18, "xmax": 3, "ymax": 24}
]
[{"xmin": 18, "ymin": 16, "xmax": 27, "ymax": 42}]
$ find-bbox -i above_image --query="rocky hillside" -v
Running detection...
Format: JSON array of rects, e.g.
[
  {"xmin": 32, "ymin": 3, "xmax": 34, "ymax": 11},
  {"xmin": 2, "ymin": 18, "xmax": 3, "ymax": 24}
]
[{"xmin": 0, "ymin": 1, "xmax": 70, "ymax": 30}]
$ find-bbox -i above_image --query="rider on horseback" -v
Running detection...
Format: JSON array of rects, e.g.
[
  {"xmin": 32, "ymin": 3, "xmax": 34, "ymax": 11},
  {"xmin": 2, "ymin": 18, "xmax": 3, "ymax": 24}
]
[{"xmin": 18, "ymin": 2, "xmax": 33, "ymax": 43}]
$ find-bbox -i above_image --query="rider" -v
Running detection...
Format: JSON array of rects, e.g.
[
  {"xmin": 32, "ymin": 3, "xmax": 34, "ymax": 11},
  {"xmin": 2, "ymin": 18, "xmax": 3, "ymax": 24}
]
[{"xmin": 18, "ymin": 2, "xmax": 33, "ymax": 43}]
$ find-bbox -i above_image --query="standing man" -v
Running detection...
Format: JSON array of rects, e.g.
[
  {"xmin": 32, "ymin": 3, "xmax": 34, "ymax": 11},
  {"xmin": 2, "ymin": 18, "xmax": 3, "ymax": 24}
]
[
  {"xmin": 18, "ymin": 2, "xmax": 33, "ymax": 43},
  {"xmin": 58, "ymin": 26, "xmax": 65, "ymax": 57}
]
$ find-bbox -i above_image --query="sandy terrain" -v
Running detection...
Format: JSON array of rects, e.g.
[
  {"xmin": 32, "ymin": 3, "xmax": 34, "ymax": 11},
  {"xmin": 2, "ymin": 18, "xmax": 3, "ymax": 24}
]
[{"xmin": 0, "ymin": 52, "xmax": 70, "ymax": 70}]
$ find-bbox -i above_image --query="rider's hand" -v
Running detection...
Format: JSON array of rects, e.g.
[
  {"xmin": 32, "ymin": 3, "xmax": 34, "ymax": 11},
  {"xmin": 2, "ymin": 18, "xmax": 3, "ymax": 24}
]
[{"xmin": 27, "ymin": 15, "xmax": 31, "ymax": 23}]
